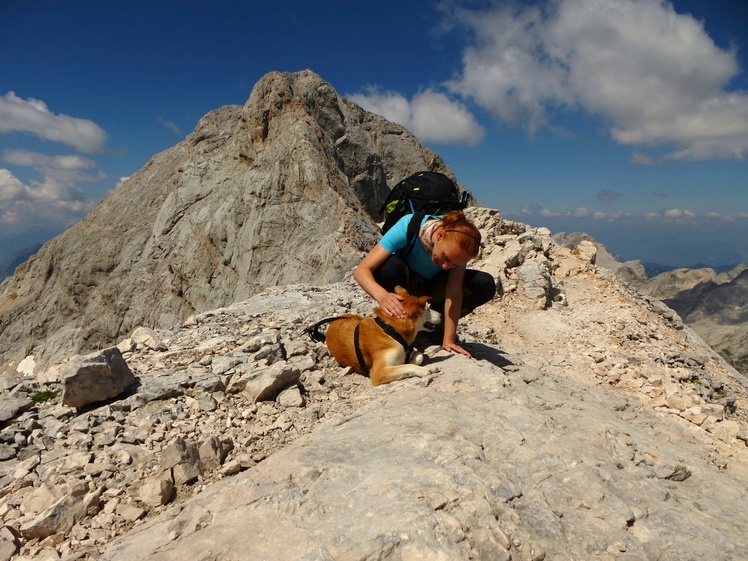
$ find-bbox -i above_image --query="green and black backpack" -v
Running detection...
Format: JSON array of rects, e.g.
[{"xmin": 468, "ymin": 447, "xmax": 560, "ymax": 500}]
[{"xmin": 379, "ymin": 171, "xmax": 471, "ymax": 258}]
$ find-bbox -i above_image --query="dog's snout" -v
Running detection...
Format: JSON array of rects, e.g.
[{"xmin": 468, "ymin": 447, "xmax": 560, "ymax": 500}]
[{"xmin": 428, "ymin": 306, "xmax": 442, "ymax": 324}]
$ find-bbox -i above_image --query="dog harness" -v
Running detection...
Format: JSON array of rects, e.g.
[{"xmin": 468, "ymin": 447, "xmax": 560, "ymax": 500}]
[
  {"xmin": 353, "ymin": 317, "xmax": 413, "ymax": 375},
  {"xmin": 304, "ymin": 316, "xmax": 413, "ymax": 376}
]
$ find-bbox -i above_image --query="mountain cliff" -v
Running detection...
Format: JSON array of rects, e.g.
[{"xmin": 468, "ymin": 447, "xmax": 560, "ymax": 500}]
[{"xmin": 0, "ymin": 70, "xmax": 458, "ymax": 372}]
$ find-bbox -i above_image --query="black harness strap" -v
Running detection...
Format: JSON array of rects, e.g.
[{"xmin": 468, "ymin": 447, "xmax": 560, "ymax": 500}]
[
  {"xmin": 374, "ymin": 317, "xmax": 413, "ymax": 355},
  {"xmin": 353, "ymin": 323, "xmax": 369, "ymax": 375}
]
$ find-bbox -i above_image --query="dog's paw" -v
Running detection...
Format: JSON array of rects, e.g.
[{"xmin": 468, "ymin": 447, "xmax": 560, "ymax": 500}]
[
  {"xmin": 422, "ymin": 364, "xmax": 441, "ymax": 375},
  {"xmin": 408, "ymin": 351, "xmax": 424, "ymax": 366}
]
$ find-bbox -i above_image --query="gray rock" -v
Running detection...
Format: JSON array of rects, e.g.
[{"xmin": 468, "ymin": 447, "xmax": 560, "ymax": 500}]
[
  {"xmin": 130, "ymin": 326, "xmax": 162, "ymax": 350},
  {"xmin": 0, "ymin": 397, "xmax": 33, "ymax": 423},
  {"xmin": 61, "ymin": 348, "xmax": 135, "ymax": 408},
  {"xmin": 159, "ymin": 437, "xmax": 199, "ymax": 471},
  {"xmin": 242, "ymin": 362, "xmax": 301, "ymax": 403},
  {"xmin": 97, "ymin": 354, "xmax": 748, "ymax": 561},
  {"xmin": 0, "ymin": 526, "xmax": 19, "ymax": 561},
  {"xmin": 137, "ymin": 474, "xmax": 174, "ymax": 508},
  {"xmin": 19, "ymin": 488, "xmax": 101, "ymax": 540}
]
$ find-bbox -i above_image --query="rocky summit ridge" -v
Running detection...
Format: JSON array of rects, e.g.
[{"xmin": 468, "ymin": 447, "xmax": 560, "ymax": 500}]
[
  {"xmin": 0, "ymin": 71, "xmax": 747, "ymax": 560},
  {"xmin": 0, "ymin": 209, "xmax": 747, "ymax": 560}
]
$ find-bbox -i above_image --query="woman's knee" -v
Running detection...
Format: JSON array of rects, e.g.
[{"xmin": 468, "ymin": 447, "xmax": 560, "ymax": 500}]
[
  {"xmin": 464, "ymin": 270, "xmax": 497, "ymax": 309},
  {"xmin": 372, "ymin": 255, "xmax": 409, "ymax": 293}
]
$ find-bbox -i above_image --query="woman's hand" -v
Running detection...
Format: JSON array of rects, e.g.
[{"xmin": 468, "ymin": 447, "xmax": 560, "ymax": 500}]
[
  {"xmin": 442, "ymin": 340, "xmax": 472, "ymax": 358},
  {"xmin": 378, "ymin": 292, "xmax": 405, "ymax": 318}
]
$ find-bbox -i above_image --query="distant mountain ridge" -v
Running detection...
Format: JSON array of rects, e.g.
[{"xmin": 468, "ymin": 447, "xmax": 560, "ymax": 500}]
[
  {"xmin": 0, "ymin": 226, "xmax": 63, "ymax": 281},
  {"xmin": 642, "ymin": 261, "xmax": 743, "ymax": 277},
  {"xmin": 665, "ymin": 268, "xmax": 748, "ymax": 373}
]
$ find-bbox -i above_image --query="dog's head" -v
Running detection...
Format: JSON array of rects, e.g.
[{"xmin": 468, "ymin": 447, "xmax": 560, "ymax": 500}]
[{"xmin": 377, "ymin": 285, "xmax": 442, "ymax": 332}]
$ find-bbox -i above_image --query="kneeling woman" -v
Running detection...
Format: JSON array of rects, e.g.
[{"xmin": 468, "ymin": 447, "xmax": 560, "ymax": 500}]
[{"xmin": 354, "ymin": 210, "xmax": 496, "ymax": 357}]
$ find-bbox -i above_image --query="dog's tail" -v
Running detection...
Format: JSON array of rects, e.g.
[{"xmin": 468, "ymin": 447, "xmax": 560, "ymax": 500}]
[{"xmin": 303, "ymin": 317, "xmax": 344, "ymax": 343}]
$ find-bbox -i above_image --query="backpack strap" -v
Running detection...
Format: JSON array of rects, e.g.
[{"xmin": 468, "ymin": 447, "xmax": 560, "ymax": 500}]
[{"xmin": 397, "ymin": 210, "xmax": 426, "ymax": 260}]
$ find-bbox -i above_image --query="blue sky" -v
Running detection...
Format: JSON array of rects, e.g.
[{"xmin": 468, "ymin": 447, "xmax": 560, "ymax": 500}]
[{"xmin": 1, "ymin": 0, "xmax": 747, "ymax": 268}]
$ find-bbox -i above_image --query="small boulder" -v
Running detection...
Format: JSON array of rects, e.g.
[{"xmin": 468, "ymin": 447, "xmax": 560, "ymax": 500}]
[{"xmin": 62, "ymin": 348, "xmax": 135, "ymax": 408}]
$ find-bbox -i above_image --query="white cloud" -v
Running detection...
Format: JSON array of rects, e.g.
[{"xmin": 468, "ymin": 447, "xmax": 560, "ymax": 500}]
[
  {"xmin": 159, "ymin": 118, "xmax": 182, "ymax": 135},
  {"xmin": 0, "ymin": 168, "xmax": 95, "ymax": 228},
  {"xmin": 0, "ymin": 91, "xmax": 108, "ymax": 153},
  {"xmin": 513, "ymin": 205, "xmax": 745, "ymax": 223},
  {"xmin": 0, "ymin": 150, "xmax": 101, "ymax": 228},
  {"xmin": 0, "ymin": 169, "xmax": 27, "ymax": 202},
  {"xmin": 2, "ymin": 149, "xmax": 104, "ymax": 184},
  {"xmin": 662, "ymin": 208, "xmax": 696, "ymax": 220},
  {"xmin": 446, "ymin": 0, "xmax": 748, "ymax": 161},
  {"xmin": 348, "ymin": 88, "xmax": 485, "ymax": 146}
]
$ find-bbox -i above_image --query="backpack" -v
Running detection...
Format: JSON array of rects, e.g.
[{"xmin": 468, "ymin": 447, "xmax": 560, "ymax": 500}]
[{"xmin": 379, "ymin": 171, "xmax": 471, "ymax": 258}]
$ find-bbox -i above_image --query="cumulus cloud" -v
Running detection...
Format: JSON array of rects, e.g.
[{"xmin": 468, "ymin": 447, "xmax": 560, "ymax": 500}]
[
  {"xmin": 2, "ymin": 149, "xmax": 103, "ymax": 180},
  {"xmin": 0, "ymin": 91, "xmax": 108, "ymax": 153},
  {"xmin": 446, "ymin": 0, "xmax": 748, "ymax": 161},
  {"xmin": 0, "ymin": 150, "xmax": 101, "ymax": 227},
  {"xmin": 0, "ymin": 169, "xmax": 26, "ymax": 203},
  {"xmin": 348, "ymin": 88, "xmax": 485, "ymax": 145},
  {"xmin": 513, "ymin": 205, "xmax": 746, "ymax": 223},
  {"xmin": 512, "ymin": 205, "xmax": 747, "ymax": 227}
]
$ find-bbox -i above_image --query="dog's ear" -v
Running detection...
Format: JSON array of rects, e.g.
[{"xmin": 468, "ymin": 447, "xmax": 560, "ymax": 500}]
[
  {"xmin": 394, "ymin": 285, "xmax": 408, "ymax": 296},
  {"xmin": 418, "ymin": 295, "xmax": 432, "ymax": 304}
]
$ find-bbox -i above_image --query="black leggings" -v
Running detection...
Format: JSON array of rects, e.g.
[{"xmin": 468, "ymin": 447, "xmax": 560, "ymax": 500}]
[{"xmin": 372, "ymin": 254, "xmax": 496, "ymax": 316}]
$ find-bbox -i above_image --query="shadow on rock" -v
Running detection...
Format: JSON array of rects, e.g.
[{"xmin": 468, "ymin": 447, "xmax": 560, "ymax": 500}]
[{"xmin": 464, "ymin": 343, "xmax": 514, "ymax": 369}]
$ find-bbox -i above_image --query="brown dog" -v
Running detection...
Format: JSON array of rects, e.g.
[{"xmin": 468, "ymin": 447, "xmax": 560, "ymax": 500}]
[{"xmin": 325, "ymin": 286, "xmax": 442, "ymax": 386}]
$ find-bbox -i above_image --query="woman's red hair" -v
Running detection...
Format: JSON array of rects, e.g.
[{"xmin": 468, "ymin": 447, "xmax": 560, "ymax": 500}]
[{"xmin": 439, "ymin": 210, "xmax": 481, "ymax": 258}]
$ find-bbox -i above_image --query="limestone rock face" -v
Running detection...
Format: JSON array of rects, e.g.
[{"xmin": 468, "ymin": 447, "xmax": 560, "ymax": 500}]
[
  {"xmin": 554, "ymin": 233, "xmax": 748, "ymax": 376},
  {"xmin": 0, "ymin": 70, "xmax": 456, "ymax": 370}
]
